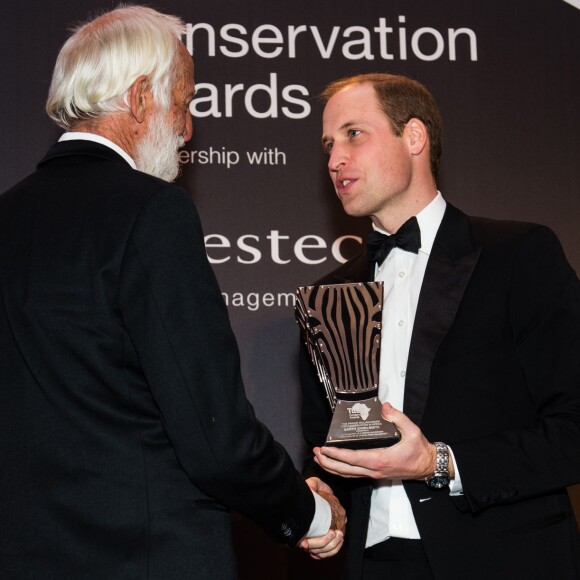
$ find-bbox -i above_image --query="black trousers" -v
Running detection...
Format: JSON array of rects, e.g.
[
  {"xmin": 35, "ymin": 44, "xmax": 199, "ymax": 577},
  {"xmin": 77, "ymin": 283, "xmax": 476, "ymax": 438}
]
[{"xmin": 362, "ymin": 538, "xmax": 435, "ymax": 580}]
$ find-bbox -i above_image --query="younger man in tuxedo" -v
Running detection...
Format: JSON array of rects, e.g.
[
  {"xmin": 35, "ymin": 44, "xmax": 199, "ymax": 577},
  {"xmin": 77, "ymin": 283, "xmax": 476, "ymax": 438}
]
[{"xmin": 300, "ymin": 73, "xmax": 580, "ymax": 580}]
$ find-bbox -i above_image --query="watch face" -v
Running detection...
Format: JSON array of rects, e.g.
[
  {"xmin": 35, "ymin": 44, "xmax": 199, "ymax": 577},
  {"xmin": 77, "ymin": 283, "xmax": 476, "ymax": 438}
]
[{"xmin": 426, "ymin": 475, "xmax": 450, "ymax": 489}]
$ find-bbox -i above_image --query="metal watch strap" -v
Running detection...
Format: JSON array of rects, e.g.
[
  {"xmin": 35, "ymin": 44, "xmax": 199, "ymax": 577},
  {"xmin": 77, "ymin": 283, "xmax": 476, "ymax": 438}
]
[
  {"xmin": 433, "ymin": 442, "xmax": 449, "ymax": 473},
  {"xmin": 425, "ymin": 442, "xmax": 450, "ymax": 489}
]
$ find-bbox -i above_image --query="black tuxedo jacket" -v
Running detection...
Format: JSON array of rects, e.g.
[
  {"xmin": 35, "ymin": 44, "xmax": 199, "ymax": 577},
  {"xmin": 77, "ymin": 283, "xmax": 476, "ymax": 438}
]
[
  {"xmin": 0, "ymin": 141, "xmax": 314, "ymax": 579},
  {"xmin": 301, "ymin": 204, "xmax": 580, "ymax": 579}
]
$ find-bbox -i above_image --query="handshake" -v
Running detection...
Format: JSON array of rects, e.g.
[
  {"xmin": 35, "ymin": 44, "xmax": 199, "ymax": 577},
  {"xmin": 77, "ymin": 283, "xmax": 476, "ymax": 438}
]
[
  {"xmin": 299, "ymin": 476, "xmax": 347, "ymax": 560},
  {"xmin": 296, "ymin": 401, "xmax": 451, "ymax": 560}
]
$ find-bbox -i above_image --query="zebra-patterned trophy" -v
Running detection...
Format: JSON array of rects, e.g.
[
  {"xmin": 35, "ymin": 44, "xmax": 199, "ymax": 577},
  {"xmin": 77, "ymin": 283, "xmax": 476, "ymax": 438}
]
[{"xmin": 296, "ymin": 282, "xmax": 400, "ymax": 449}]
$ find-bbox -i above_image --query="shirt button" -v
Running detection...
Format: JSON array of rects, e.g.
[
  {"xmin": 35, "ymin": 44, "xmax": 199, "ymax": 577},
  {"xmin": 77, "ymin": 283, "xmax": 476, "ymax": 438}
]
[
  {"xmin": 398, "ymin": 320, "xmax": 405, "ymax": 327},
  {"xmin": 400, "ymin": 371, "xmax": 406, "ymax": 378},
  {"xmin": 398, "ymin": 271, "xmax": 406, "ymax": 278}
]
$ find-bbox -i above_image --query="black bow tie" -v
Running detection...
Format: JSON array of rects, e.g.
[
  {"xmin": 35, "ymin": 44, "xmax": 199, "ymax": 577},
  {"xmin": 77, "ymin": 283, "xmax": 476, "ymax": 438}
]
[{"xmin": 367, "ymin": 216, "xmax": 421, "ymax": 268}]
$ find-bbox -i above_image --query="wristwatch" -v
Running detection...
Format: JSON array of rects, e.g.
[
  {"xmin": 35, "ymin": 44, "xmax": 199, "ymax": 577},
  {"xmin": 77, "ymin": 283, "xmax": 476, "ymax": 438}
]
[{"xmin": 425, "ymin": 442, "xmax": 451, "ymax": 489}]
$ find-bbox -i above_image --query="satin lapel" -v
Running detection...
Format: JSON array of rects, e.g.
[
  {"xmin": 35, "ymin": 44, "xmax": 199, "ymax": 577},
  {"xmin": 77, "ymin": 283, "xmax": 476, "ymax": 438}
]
[
  {"xmin": 403, "ymin": 205, "xmax": 481, "ymax": 426},
  {"xmin": 322, "ymin": 249, "xmax": 370, "ymax": 284}
]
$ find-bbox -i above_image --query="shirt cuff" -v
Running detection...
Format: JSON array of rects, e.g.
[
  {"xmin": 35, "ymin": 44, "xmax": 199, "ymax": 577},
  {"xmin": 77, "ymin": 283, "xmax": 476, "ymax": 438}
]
[
  {"xmin": 448, "ymin": 445, "xmax": 464, "ymax": 495},
  {"xmin": 306, "ymin": 490, "xmax": 332, "ymax": 537}
]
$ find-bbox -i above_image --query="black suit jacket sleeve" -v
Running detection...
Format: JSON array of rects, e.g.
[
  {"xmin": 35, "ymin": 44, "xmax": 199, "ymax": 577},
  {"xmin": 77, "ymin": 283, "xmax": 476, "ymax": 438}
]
[
  {"xmin": 450, "ymin": 224, "xmax": 580, "ymax": 513},
  {"xmin": 118, "ymin": 185, "xmax": 314, "ymax": 544}
]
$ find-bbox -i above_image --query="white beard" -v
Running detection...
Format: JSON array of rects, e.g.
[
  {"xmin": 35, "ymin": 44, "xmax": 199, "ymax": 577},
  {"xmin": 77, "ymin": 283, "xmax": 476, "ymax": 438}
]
[{"xmin": 134, "ymin": 113, "xmax": 185, "ymax": 182}]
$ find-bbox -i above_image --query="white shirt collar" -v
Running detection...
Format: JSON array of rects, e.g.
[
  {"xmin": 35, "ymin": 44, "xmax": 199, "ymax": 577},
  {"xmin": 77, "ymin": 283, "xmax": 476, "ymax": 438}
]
[
  {"xmin": 372, "ymin": 191, "xmax": 446, "ymax": 256},
  {"xmin": 59, "ymin": 132, "xmax": 137, "ymax": 169}
]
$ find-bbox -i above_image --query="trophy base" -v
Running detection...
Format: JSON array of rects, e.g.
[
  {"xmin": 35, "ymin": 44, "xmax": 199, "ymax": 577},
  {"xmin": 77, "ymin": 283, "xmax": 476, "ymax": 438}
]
[
  {"xmin": 325, "ymin": 437, "xmax": 399, "ymax": 450},
  {"xmin": 325, "ymin": 397, "xmax": 401, "ymax": 450}
]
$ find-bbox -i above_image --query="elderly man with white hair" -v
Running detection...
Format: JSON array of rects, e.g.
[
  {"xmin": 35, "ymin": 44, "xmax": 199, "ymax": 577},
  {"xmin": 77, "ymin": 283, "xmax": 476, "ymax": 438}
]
[{"xmin": 0, "ymin": 6, "xmax": 344, "ymax": 579}]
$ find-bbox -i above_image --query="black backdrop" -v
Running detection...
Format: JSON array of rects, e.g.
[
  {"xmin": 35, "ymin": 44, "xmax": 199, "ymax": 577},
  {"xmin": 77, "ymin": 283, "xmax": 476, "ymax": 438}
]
[{"xmin": 1, "ymin": 1, "xmax": 579, "ymax": 577}]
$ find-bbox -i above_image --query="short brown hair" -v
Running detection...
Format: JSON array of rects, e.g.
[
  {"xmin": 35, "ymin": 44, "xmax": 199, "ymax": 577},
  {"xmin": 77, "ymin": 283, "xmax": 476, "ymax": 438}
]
[{"xmin": 320, "ymin": 73, "xmax": 443, "ymax": 179}]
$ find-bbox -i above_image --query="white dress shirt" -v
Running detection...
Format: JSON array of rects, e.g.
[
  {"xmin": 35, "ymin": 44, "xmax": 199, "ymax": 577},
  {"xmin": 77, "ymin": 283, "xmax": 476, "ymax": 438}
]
[{"xmin": 366, "ymin": 192, "xmax": 462, "ymax": 547}]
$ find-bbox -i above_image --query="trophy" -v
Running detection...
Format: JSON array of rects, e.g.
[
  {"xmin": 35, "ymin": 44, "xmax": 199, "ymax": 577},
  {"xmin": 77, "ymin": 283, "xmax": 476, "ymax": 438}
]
[{"xmin": 296, "ymin": 282, "xmax": 400, "ymax": 449}]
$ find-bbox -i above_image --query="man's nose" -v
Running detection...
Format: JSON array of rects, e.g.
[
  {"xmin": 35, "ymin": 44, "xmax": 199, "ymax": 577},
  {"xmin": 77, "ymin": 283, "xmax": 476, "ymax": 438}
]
[{"xmin": 328, "ymin": 144, "xmax": 347, "ymax": 172}]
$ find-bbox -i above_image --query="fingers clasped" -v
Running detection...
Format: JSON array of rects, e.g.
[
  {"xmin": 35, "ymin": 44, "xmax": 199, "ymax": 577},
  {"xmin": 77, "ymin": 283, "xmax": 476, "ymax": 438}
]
[{"xmin": 300, "ymin": 529, "xmax": 345, "ymax": 559}]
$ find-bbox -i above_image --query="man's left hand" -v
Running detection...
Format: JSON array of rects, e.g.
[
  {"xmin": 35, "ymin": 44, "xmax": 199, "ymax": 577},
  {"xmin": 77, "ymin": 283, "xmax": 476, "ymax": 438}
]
[{"xmin": 313, "ymin": 402, "xmax": 451, "ymax": 481}]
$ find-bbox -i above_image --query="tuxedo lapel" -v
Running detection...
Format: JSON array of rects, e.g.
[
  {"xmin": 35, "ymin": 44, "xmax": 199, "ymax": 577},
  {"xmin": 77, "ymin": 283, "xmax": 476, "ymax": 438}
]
[
  {"xmin": 323, "ymin": 249, "xmax": 370, "ymax": 284},
  {"xmin": 320, "ymin": 206, "xmax": 479, "ymax": 426},
  {"xmin": 403, "ymin": 205, "xmax": 481, "ymax": 426}
]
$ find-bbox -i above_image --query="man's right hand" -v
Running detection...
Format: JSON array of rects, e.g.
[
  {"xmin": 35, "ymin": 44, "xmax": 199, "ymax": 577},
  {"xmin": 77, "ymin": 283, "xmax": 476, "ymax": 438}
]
[{"xmin": 299, "ymin": 477, "xmax": 346, "ymax": 559}]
